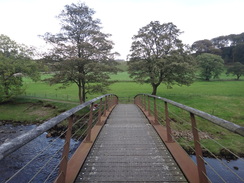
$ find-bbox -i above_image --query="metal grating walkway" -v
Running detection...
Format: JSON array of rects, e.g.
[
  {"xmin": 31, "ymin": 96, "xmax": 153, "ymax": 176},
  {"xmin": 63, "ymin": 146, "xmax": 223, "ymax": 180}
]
[{"xmin": 75, "ymin": 104, "xmax": 188, "ymax": 182}]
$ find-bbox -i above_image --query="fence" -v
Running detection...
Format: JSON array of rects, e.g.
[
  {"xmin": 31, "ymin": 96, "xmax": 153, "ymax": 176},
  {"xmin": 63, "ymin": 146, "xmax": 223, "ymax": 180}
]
[
  {"xmin": 0, "ymin": 94, "xmax": 118, "ymax": 183},
  {"xmin": 134, "ymin": 94, "xmax": 244, "ymax": 183},
  {"xmin": 21, "ymin": 92, "xmax": 80, "ymax": 103}
]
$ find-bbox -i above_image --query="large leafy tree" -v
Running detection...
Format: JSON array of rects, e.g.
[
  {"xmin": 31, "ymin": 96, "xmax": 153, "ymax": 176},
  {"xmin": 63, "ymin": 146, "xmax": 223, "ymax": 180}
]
[
  {"xmin": 0, "ymin": 34, "xmax": 40, "ymax": 102},
  {"xmin": 226, "ymin": 62, "xmax": 244, "ymax": 80},
  {"xmin": 212, "ymin": 33, "xmax": 244, "ymax": 64},
  {"xmin": 191, "ymin": 39, "xmax": 221, "ymax": 56},
  {"xmin": 196, "ymin": 53, "xmax": 224, "ymax": 81},
  {"xmin": 128, "ymin": 21, "xmax": 195, "ymax": 95},
  {"xmin": 43, "ymin": 2, "xmax": 118, "ymax": 103}
]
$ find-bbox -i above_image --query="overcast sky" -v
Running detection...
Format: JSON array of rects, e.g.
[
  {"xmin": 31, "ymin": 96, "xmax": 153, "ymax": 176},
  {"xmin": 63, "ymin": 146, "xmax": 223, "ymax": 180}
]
[{"xmin": 0, "ymin": 0, "xmax": 243, "ymax": 60}]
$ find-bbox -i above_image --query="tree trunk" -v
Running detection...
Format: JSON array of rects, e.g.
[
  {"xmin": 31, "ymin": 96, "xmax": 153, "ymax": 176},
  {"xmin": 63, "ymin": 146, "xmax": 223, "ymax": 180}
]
[
  {"xmin": 151, "ymin": 83, "xmax": 159, "ymax": 95},
  {"xmin": 78, "ymin": 85, "xmax": 82, "ymax": 104},
  {"xmin": 82, "ymin": 83, "xmax": 86, "ymax": 103},
  {"xmin": 78, "ymin": 79, "xmax": 85, "ymax": 104},
  {"xmin": 3, "ymin": 82, "xmax": 9, "ymax": 96}
]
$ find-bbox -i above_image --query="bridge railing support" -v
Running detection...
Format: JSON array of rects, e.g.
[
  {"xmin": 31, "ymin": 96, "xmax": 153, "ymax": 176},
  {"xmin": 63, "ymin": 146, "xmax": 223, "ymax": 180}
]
[
  {"xmin": 85, "ymin": 103, "xmax": 94, "ymax": 143},
  {"xmin": 134, "ymin": 93, "xmax": 244, "ymax": 183},
  {"xmin": 56, "ymin": 115, "xmax": 74, "ymax": 183},
  {"xmin": 0, "ymin": 94, "xmax": 118, "ymax": 183},
  {"xmin": 190, "ymin": 112, "xmax": 208, "ymax": 183},
  {"xmin": 164, "ymin": 101, "xmax": 173, "ymax": 143}
]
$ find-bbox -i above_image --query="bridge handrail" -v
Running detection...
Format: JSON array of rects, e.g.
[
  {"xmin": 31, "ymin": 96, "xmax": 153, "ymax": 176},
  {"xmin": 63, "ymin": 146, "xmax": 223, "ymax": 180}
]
[
  {"xmin": 0, "ymin": 94, "xmax": 117, "ymax": 160},
  {"xmin": 135, "ymin": 94, "xmax": 244, "ymax": 137}
]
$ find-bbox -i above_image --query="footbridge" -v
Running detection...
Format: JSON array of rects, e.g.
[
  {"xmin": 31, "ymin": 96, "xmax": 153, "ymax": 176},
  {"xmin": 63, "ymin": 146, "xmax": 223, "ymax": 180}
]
[{"xmin": 0, "ymin": 94, "xmax": 243, "ymax": 183}]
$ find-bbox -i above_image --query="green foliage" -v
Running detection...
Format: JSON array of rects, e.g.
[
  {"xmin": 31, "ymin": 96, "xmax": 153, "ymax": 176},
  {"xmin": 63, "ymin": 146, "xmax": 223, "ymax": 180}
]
[
  {"xmin": 0, "ymin": 35, "xmax": 40, "ymax": 103},
  {"xmin": 42, "ymin": 2, "xmax": 118, "ymax": 103},
  {"xmin": 191, "ymin": 39, "xmax": 221, "ymax": 56},
  {"xmin": 128, "ymin": 21, "xmax": 196, "ymax": 95},
  {"xmin": 0, "ymin": 34, "xmax": 35, "ymax": 58},
  {"xmin": 193, "ymin": 32, "xmax": 244, "ymax": 64},
  {"xmin": 116, "ymin": 61, "xmax": 128, "ymax": 72},
  {"xmin": 226, "ymin": 62, "xmax": 244, "ymax": 80},
  {"xmin": 196, "ymin": 53, "xmax": 224, "ymax": 81}
]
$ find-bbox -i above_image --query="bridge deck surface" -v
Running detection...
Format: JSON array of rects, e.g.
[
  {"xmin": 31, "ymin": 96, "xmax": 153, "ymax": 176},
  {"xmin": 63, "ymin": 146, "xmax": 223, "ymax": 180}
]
[{"xmin": 75, "ymin": 104, "xmax": 188, "ymax": 182}]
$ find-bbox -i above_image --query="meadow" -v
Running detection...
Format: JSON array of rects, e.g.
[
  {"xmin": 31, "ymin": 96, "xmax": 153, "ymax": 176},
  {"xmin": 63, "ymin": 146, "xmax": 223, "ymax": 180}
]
[
  {"xmin": 22, "ymin": 71, "xmax": 244, "ymax": 125},
  {"xmin": 1, "ymin": 67, "xmax": 243, "ymax": 156}
]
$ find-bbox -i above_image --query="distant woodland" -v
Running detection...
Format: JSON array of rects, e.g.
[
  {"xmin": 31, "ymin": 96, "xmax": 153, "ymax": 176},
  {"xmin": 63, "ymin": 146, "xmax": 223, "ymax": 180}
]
[{"xmin": 191, "ymin": 32, "xmax": 244, "ymax": 64}]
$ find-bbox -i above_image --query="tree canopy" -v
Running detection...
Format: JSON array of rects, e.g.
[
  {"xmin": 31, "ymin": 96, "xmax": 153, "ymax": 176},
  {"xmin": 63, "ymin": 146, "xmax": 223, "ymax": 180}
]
[
  {"xmin": 42, "ymin": 2, "xmax": 119, "ymax": 103},
  {"xmin": 191, "ymin": 39, "xmax": 221, "ymax": 56},
  {"xmin": 0, "ymin": 34, "xmax": 40, "ymax": 102},
  {"xmin": 128, "ymin": 21, "xmax": 195, "ymax": 95},
  {"xmin": 196, "ymin": 53, "xmax": 224, "ymax": 81},
  {"xmin": 192, "ymin": 32, "xmax": 244, "ymax": 64},
  {"xmin": 226, "ymin": 62, "xmax": 244, "ymax": 80}
]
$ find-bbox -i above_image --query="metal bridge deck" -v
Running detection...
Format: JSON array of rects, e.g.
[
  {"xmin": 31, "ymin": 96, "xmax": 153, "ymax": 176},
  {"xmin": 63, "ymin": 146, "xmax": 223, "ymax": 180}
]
[{"xmin": 75, "ymin": 104, "xmax": 188, "ymax": 182}]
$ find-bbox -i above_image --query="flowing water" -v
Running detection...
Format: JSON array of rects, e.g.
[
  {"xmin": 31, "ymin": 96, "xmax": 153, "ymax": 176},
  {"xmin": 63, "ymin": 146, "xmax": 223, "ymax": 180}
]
[
  {"xmin": 0, "ymin": 124, "xmax": 243, "ymax": 183},
  {"xmin": 0, "ymin": 124, "xmax": 79, "ymax": 183},
  {"xmin": 190, "ymin": 155, "xmax": 244, "ymax": 182}
]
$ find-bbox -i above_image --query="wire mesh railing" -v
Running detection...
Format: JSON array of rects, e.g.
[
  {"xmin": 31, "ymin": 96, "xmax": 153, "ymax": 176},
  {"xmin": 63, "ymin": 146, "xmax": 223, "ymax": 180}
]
[
  {"xmin": 0, "ymin": 94, "xmax": 118, "ymax": 183},
  {"xmin": 134, "ymin": 94, "xmax": 244, "ymax": 183}
]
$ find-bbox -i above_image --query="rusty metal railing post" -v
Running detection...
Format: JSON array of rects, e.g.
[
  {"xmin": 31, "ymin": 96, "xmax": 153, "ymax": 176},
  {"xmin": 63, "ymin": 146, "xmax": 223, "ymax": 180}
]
[
  {"xmin": 143, "ymin": 94, "xmax": 146, "ymax": 110},
  {"xmin": 115, "ymin": 95, "xmax": 118, "ymax": 105},
  {"xmin": 165, "ymin": 102, "xmax": 173, "ymax": 142},
  {"xmin": 138, "ymin": 96, "xmax": 141, "ymax": 107},
  {"xmin": 85, "ymin": 103, "xmax": 94, "ymax": 143},
  {"xmin": 154, "ymin": 97, "xmax": 158, "ymax": 124},
  {"xmin": 190, "ymin": 112, "xmax": 208, "ymax": 183},
  {"xmin": 112, "ymin": 95, "xmax": 114, "ymax": 106},
  {"xmin": 107, "ymin": 95, "xmax": 110, "ymax": 110},
  {"xmin": 148, "ymin": 95, "xmax": 151, "ymax": 116},
  {"xmin": 103, "ymin": 96, "xmax": 108, "ymax": 117},
  {"xmin": 110, "ymin": 95, "xmax": 114, "ymax": 108},
  {"xmin": 109, "ymin": 95, "xmax": 112, "ymax": 109},
  {"xmin": 137, "ymin": 96, "xmax": 141, "ymax": 107},
  {"xmin": 98, "ymin": 98, "xmax": 103, "ymax": 125},
  {"xmin": 57, "ymin": 116, "xmax": 73, "ymax": 183}
]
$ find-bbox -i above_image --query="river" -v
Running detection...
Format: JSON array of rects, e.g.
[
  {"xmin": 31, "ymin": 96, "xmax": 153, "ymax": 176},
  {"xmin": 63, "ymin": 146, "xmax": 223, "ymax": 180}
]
[
  {"xmin": 0, "ymin": 124, "xmax": 243, "ymax": 183},
  {"xmin": 0, "ymin": 124, "xmax": 79, "ymax": 183}
]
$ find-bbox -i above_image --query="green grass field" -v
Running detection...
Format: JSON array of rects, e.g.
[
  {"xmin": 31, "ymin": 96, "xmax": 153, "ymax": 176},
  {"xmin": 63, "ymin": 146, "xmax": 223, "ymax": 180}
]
[
  {"xmin": 22, "ymin": 72, "xmax": 244, "ymax": 124},
  {"xmin": 1, "ymin": 69, "xmax": 243, "ymax": 156}
]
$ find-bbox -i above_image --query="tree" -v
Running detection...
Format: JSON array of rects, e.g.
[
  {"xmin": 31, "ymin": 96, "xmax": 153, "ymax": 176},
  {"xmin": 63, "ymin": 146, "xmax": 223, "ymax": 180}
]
[
  {"xmin": 191, "ymin": 39, "xmax": 221, "ymax": 56},
  {"xmin": 196, "ymin": 53, "xmax": 224, "ymax": 81},
  {"xmin": 127, "ymin": 21, "xmax": 195, "ymax": 95},
  {"xmin": 42, "ymin": 2, "xmax": 118, "ymax": 103},
  {"xmin": 233, "ymin": 44, "xmax": 244, "ymax": 64},
  {"xmin": 226, "ymin": 62, "xmax": 244, "ymax": 80},
  {"xmin": 0, "ymin": 35, "xmax": 40, "ymax": 102},
  {"xmin": 192, "ymin": 33, "xmax": 244, "ymax": 64}
]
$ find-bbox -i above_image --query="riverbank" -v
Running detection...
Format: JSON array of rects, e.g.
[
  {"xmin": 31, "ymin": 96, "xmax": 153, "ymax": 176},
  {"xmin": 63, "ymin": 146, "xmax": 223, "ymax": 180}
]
[
  {"xmin": 0, "ymin": 98, "xmax": 78, "ymax": 124},
  {"xmin": 0, "ymin": 97, "xmax": 243, "ymax": 159}
]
